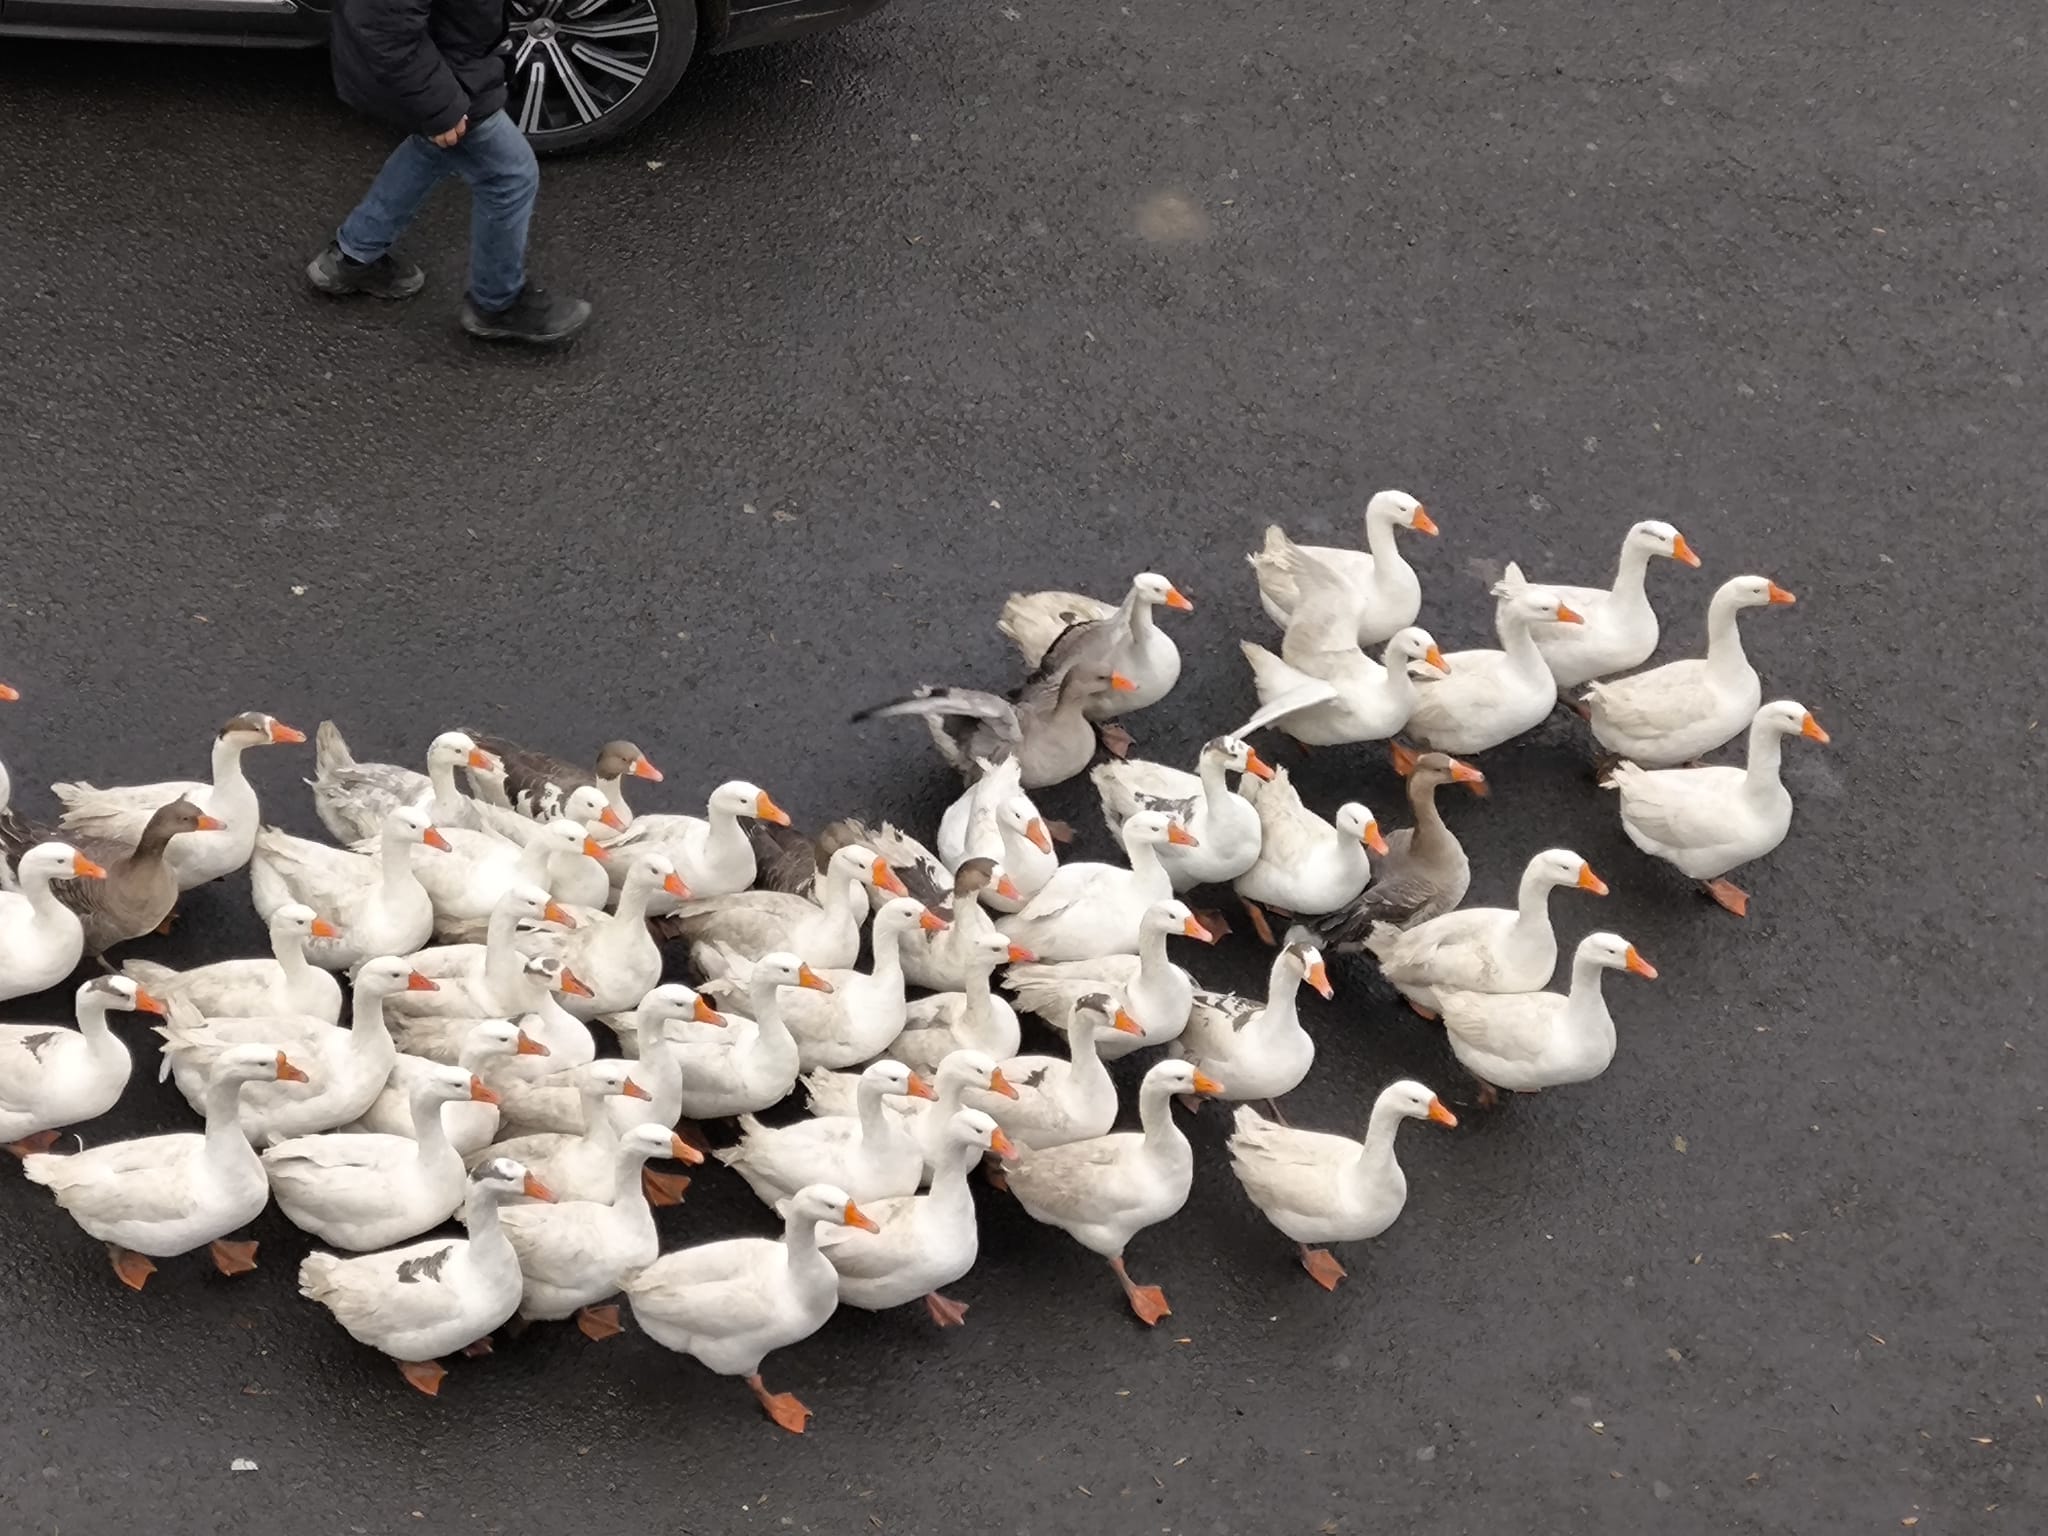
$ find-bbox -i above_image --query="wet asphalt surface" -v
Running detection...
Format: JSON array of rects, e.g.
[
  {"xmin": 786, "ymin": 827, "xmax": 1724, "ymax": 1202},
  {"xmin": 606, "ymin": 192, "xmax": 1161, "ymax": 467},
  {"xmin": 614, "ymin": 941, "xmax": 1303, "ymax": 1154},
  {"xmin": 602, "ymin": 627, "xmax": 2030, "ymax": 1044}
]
[{"xmin": 2, "ymin": 0, "xmax": 2045, "ymax": 1531}]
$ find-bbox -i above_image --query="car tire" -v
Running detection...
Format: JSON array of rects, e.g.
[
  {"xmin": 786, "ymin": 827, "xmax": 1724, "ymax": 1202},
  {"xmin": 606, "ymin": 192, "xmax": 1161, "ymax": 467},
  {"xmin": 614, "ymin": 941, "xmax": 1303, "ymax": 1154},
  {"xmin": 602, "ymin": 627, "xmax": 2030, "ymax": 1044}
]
[{"xmin": 507, "ymin": 0, "xmax": 697, "ymax": 155}]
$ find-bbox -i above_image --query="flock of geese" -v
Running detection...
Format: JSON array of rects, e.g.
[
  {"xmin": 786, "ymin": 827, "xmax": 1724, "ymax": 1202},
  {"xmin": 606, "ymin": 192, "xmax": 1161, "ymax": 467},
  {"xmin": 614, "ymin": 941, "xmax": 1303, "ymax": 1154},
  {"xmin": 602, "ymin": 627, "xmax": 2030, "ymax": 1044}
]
[{"xmin": 0, "ymin": 491, "xmax": 1826, "ymax": 1431}]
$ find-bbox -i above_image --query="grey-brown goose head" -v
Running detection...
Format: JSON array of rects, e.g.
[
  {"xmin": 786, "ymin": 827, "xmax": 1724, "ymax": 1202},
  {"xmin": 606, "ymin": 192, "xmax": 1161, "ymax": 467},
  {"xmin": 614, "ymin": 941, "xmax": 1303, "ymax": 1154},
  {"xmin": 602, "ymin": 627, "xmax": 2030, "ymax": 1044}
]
[
  {"xmin": 1053, "ymin": 661, "xmax": 1136, "ymax": 713},
  {"xmin": 135, "ymin": 797, "xmax": 226, "ymax": 857},
  {"xmin": 594, "ymin": 740, "xmax": 662, "ymax": 785},
  {"xmin": 1390, "ymin": 742, "xmax": 1488, "ymax": 798},
  {"xmin": 950, "ymin": 856, "xmax": 1022, "ymax": 915}
]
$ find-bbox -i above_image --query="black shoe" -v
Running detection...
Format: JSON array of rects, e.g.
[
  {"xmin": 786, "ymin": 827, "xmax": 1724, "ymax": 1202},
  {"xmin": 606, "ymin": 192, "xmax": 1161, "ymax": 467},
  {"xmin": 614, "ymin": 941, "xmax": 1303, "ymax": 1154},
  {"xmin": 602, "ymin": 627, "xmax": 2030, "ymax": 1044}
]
[
  {"xmin": 305, "ymin": 242, "xmax": 425, "ymax": 300},
  {"xmin": 460, "ymin": 285, "xmax": 592, "ymax": 345}
]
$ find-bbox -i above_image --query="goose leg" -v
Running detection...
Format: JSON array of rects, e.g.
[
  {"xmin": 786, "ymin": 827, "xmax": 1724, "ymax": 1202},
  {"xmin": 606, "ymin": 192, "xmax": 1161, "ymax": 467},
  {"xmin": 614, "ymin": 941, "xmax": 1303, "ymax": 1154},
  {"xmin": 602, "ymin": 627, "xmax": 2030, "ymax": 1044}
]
[
  {"xmin": 576, "ymin": 1305, "xmax": 623, "ymax": 1341},
  {"xmin": 747, "ymin": 1373, "xmax": 811, "ymax": 1433},
  {"xmin": 107, "ymin": 1245, "xmax": 157, "ymax": 1291},
  {"xmin": 1475, "ymin": 1079, "xmax": 1500, "ymax": 1110},
  {"xmin": 923, "ymin": 1291, "xmax": 970, "ymax": 1327},
  {"xmin": 1109, "ymin": 1255, "xmax": 1171, "ymax": 1325},
  {"xmin": 1189, "ymin": 907, "xmax": 1233, "ymax": 941},
  {"xmin": 5, "ymin": 1130, "xmax": 61, "ymax": 1158},
  {"xmin": 641, "ymin": 1169, "xmax": 693, "ymax": 1206},
  {"xmin": 1097, "ymin": 721, "xmax": 1136, "ymax": 759},
  {"xmin": 209, "ymin": 1239, "xmax": 259, "ymax": 1276},
  {"xmin": 1043, "ymin": 819, "xmax": 1077, "ymax": 845},
  {"xmin": 671, "ymin": 1120, "xmax": 712, "ymax": 1157},
  {"xmin": 1264, "ymin": 1098, "xmax": 1290, "ymax": 1127},
  {"xmin": 398, "ymin": 1359, "xmax": 447, "ymax": 1396},
  {"xmin": 462, "ymin": 1336, "xmax": 493, "ymax": 1357},
  {"xmin": 1241, "ymin": 899, "xmax": 1278, "ymax": 947},
  {"xmin": 1297, "ymin": 1245, "xmax": 1347, "ymax": 1291},
  {"xmin": 1405, "ymin": 997, "xmax": 1438, "ymax": 1021},
  {"xmin": 1702, "ymin": 878, "xmax": 1750, "ymax": 916},
  {"xmin": 983, "ymin": 1161, "xmax": 1010, "ymax": 1194}
]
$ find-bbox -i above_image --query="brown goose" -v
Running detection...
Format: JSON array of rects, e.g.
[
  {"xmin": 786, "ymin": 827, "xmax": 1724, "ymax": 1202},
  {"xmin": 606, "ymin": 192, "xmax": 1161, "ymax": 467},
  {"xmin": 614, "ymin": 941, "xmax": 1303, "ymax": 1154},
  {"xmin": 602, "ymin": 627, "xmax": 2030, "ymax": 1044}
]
[
  {"xmin": 4, "ymin": 798, "xmax": 222, "ymax": 961},
  {"xmin": 1313, "ymin": 744, "xmax": 1487, "ymax": 950},
  {"xmin": 851, "ymin": 655, "xmax": 1134, "ymax": 791},
  {"xmin": 461, "ymin": 733, "xmax": 661, "ymax": 825}
]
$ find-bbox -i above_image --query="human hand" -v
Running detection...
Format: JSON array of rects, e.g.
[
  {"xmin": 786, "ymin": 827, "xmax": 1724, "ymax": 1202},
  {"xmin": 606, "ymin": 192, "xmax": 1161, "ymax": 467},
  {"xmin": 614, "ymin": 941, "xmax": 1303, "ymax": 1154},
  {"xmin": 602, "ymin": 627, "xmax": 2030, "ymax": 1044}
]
[{"xmin": 431, "ymin": 116, "xmax": 469, "ymax": 148}]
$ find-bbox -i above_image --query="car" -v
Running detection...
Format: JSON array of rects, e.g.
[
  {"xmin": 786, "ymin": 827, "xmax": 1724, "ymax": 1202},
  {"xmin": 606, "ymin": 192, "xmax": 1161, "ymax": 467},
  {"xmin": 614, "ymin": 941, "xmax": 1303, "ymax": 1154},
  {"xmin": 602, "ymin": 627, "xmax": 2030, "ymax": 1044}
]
[{"xmin": 0, "ymin": 0, "xmax": 889, "ymax": 153}]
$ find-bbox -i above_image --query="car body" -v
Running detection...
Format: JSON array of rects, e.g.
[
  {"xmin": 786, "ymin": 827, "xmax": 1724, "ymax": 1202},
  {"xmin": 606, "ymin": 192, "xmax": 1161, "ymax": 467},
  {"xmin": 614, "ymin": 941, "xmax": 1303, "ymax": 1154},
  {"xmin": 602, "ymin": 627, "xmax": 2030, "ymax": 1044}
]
[{"xmin": 0, "ymin": 0, "xmax": 889, "ymax": 152}]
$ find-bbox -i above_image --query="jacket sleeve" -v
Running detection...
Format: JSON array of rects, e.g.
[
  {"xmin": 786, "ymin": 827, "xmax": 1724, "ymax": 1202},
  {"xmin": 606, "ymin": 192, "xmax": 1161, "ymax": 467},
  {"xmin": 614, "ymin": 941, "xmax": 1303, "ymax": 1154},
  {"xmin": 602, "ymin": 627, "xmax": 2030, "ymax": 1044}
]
[{"xmin": 351, "ymin": 0, "xmax": 469, "ymax": 136}]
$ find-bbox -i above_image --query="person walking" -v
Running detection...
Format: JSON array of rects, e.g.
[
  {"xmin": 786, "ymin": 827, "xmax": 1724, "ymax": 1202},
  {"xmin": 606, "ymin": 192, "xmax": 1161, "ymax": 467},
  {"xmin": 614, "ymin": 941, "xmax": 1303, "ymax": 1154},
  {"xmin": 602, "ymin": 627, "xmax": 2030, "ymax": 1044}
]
[{"xmin": 305, "ymin": 0, "xmax": 592, "ymax": 345}]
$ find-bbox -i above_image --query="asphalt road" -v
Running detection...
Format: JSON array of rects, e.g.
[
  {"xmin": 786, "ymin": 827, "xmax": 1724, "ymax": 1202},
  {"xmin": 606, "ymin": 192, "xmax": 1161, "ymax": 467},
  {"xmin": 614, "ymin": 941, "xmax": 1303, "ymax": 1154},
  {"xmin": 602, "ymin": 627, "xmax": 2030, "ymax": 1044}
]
[{"xmin": 2, "ymin": 1, "xmax": 2043, "ymax": 1532}]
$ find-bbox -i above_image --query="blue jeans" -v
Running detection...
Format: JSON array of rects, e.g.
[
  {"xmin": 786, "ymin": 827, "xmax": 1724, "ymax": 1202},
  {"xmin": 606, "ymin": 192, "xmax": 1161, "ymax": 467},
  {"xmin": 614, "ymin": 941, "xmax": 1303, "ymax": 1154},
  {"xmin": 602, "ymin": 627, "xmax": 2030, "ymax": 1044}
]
[{"xmin": 337, "ymin": 110, "xmax": 538, "ymax": 312}]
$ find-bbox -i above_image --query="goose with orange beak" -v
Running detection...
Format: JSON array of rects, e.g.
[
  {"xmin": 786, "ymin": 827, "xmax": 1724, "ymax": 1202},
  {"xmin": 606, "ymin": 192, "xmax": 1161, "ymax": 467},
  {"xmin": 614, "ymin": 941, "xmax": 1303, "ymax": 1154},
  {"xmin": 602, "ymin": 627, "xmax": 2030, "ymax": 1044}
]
[
  {"xmin": 664, "ymin": 842, "xmax": 895, "ymax": 980},
  {"xmin": 461, "ymin": 734, "xmax": 659, "ymax": 831},
  {"xmin": 962, "ymin": 997, "xmax": 1145, "ymax": 1152},
  {"xmin": 1607, "ymin": 699, "xmax": 1830, "ymax": 916},
  {"xmin": 1239, "ymin": 620, "xmax": 1445, "ymax": 749},
  {"xmin": 478, "ymin": 1059, "xmax": 661, "ymax": 1204},
  {"xmin": 720, "ymin": 1059, "xmax": 935, "ymax": 1205},
  {"xmin": 26, "ymin": 1044, "xmax": 309, "ymax": 1292},
  {"xmin": 123, "ymin": 902, "xmax": 344, "ymax": 1023},
  {"xmin": 1499, "ymin": 520, "xmax": 1703, "ymax": 690},
  {"xmin": 668, "ymin": 954, "xmax": 833, "ymax": 1121},
  {"xmin": 1005, "ymin": 1059, "xmax": 1223, "ymax": 1326},
  {"xmin": 499, "ymin": 852, "xmax": 680, "ymax": 1020},
  {"xmin": 624, "ymin": 1182, "xmax": 878, "ymax": 1434},
  {"xmin": 997, "ymin": 571, "xmax": 1195, "ymax": 746},
  {"xmin": 1403, "ymin": 583, "xmax": 1585, "ymax": 756},
  {"xmin": 1233, "ymin": 767, "xmax": 1386, "ymax": 942},
  {"xmin": 307, "ymin": 725, "xmax": 498, "ymax": 843},
  {"xmin": 933, "ymin": 754, "xmax": 1059, "ymax": 910},
  {"xmin": 403, "ymin": 814, "xmax": 610, "ymax": 940},
  {"xmin": 602, "ymin": 779, "xmax": 790, "ymax": 900},
  {"xmin": 1008, "ymin": 899, "xmax": 1215, "ymax": 1059},
  {"xmin": 1584, "ymin": 574, "xmax": 1799, "ymax": 767},
  {"xmin": 1092, "ymin": 736, "xmax": 1276, "ymax": 889},
  {"xmin": 1366, "ymin": 849, "xmax": 1609, "ymax": 1018},
  {"xmin": 889, "ymin": 928, "xmax": 1026, "ymax": 1073},
  {"xmin": 349, "ymin": 1018, "xmax": 551, "ymax": 1157},
  {"xmin": 852, "ymin": 658, "xmax": 1136, "ymax": 790},
  {"xmin": 0, "ymin": 843, "xmax": 102, "ymax": 1002},
  {"xmin": 299, "ymin": 1157, "xmax": 554, "ymax": 1397},
  {"xmin": 250, "ymin": 805, "xmax": 443, "ymax": 971},
  {"xmin": 55, "ymin": 711, "xmax": 305, "ymax": 890},
  {"xmin": 1229, "ymin": 1079, "xmax": 1458, "ymax": 1292},
  {"xmin": 1313, "ymin": 746, "xmax": 1488, "ymax": 946},
  {"xmin": 1251, "ymin": 489, "xmax": 1439, "ymax": 644},
  {"xmin": 1438, "ymin": 933, "xmax": 1658, "ymax": 1107},
  {"xmin": 997, "ymin": 810, "xmax": 1187, "ymax": 963},
  {"xmin": 0, "ymin": 796, "xmax": 222, "ymax": 962},
  {"xmin": 800, "ymin": 1047, "xmax": 1020, "ymax": 1179},
  {"xmin": 1172, "ymin": 941, "xmax": 1331, "ymax": 1121},
  {"xmin": 818, "ymin": 1109, "xmax": 1016, "ymax": 1328},
  {"xmin": 0, "ymin": 976, "xmax": 163, "ymax": 1156}
]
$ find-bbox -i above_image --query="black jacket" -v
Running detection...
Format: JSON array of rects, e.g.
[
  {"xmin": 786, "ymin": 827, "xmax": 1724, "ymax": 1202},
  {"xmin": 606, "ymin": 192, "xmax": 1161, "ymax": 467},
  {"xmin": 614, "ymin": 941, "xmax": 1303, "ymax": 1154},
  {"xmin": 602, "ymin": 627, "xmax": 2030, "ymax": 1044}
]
[{"xmin": 331, "ymin": 0, "xmax": 511, "ymax": 139}]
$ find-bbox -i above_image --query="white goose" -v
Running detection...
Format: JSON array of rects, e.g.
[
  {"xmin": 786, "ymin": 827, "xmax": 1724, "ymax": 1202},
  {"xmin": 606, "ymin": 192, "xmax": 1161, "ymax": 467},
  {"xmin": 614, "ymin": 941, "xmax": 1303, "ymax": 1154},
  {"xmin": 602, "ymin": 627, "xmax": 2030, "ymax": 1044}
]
[
  {"xmin": 1585, "ymin": 575, "xmax": 1797, "ymax": 766},
  {"xmin": 498, "ymin": 1122, "xmax": 696, "ymax": 1341},
  {"xmin": 1498, "ymin": 521, "xmax": 1701, "ymax": 688},
  {"xmin": 250, "ymin": 805, "xmax": 447, "ymax": 971},
  {"xmin": 888, "ymin": 930, "xmax": 1027, "ymax": 1073},
  {"xmin": 1402, "ymin": 583, "xmax": 1583, "ymax": 755},
  {"xmin": 604, "ymin": 780, "xmax": 788, "ymax": 899},
  {"xmin": 892, "ymin": 858, "xmax": 1009, "ymax": 991},
  {"xmin": 998, "ymin": 571, "xmax": 1195, "ymax": 719},
  {"xmin": 1250, "ymin": 490, "xmax": 1439, "ymax": 642},
  {"xmin": 475, "ymin": 1059, "xmax": 653, "ymax": 1204},
  {"xmin": 0, "ymin": 843, "xmax": 105, "ymax": 1004},
  {"xmin": 509, "ymin": 852, "xmax": 684, "ymax": 1018},
  {"xmin": 996, "ymin": 810, "xmax": 1190, "ymax": 963},
  {"xmin": 298, "ymin": 1157, "xmax": 552, "ymax": 1396},
  {"xmin": 309, "ymin": 725, "xmax": 497, "ymax": 843},
  {"xmin": 1091, "ymin": 737, "xmax": 1275, "ymax": 889},
  {"xmin": 1231, "ymin": 767, "xmax": 1384, "ymax": 940},
  {"xmin": 24, "ymin": 1044, "xmax": 307, "ymax": 1291},
  {"xmin": 1005, "ymin": 1058, "xmax": 1222, "ymax": 1324},
  {"xmin": 717, "ymin": 1059, "xmax": 936, "ymax": 1206},
  {"xmin": 0, "ymin": 976, "xmax": 162, "ymax": 1155},
  {"xmin": 262, "ymin": 1064, "xmax": 496, "ymax": 1249},
  {"xmin": 668, "ymin": 954, "xmax": 831, "ymax": 1121},
  {"xmin": 1365, "ymin": 848, "xmax": 1607, "ymax": 1017},
  {"xmin": 124, "ymin": 902, "xmax": 343, "ymax": 1024},
  {"xmin": 800, "ymin": 1046, "xmax": 1018, "ymax": 1182},
  {"xmin": 817, "ymin": 1108, "xmax": 1015, "ymax": 1327},
  {"xmin": 1609, "ymin": 699, "xmax": 1829, "ymax": 915},
  {"xmin": 55, "ymin": 711, "xmax": 305, "ymax": 889},
  {"xmin": 405, "ymin": 816, "xmax": 608, "ymax": 938},
  {"xmin": 1172, "ymin": 942, "xmax": 1331, "ymax": 1114},
  {"xmin": 1229, "ymin": 1079, "xmax": 1457, "ymax": 1291},
  {"xmin": 935, "ymin": 754, "xmax": 1059, "ymax": 907},
  {"xmin": 388, "ymin": 953, "xmax": 594, "ymax": 1073},
  {"xmin": 394, "ymin": 884, "xmax": 577, "ymax": 1014},
  {"xmin": 454, "ymin": 783, "xmax": 623, "ymax": 915},
  {"xmin": 665, "ymin": 843, "xmax": 902, "ymax": 978},
  {"xmin": 491, "ymin": 985, "xmax": 714, "ymax": 1140},
  {"xmin": 1007, "ymin": 899, "xmax": 1214, "ymax": 1058},
  {"xmin": 624, "ymin": 1182, "xmax": 876, "ymax": 1434},
  {"xmin": 962, "ymin": 999, "xmax": 1142, "ymax": 1152},
  {"xmin": 1439, "ymin": 931, "xmax": 1658, "ymax": 1105},
  {"xmin": 348, "ymin": 1019, "xmax": 551, "ymax": 1156}
]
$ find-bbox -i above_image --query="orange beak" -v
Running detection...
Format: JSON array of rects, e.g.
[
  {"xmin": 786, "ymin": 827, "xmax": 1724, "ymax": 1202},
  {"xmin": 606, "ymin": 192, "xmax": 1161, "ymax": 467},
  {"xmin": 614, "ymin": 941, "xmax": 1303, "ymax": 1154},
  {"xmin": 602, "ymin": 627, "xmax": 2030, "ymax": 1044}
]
[
  {"xmin": 1166, "ymin": 822, "xmax": 1199, "ymax": 849},
  {"xmin": 1111, "ymin": 1007, "xmax": 1146, "ymax": 1036},
  {"xmin": 1409, "ymin": 506, "xmax": 1439, "ymax": 536},
  {"xmin": 467, "ymin": 747, "xmax": 498, "ymax": 771},
  {"xmin": 918, "ymin": 907, "xmax": 950, "ymax": 934},
  {"xmin": 194, "ymin": 813, "xmax": 228, "ymax": 833},
  {"xmin": 514, "ymin": 1029, "xmax": 550, "ymax": 1056},
  {"xmin": 662, "ymin": 873, "xmax": 691, "ymax": 900},
  {"xmin": 843, "ymin": 1200, "xmax": 881, "ymax": 1233},
  {"xmin": 797, "ymin": 964, "xmax": 835, "ymax": 994},
  {"xmin": 522, "ymin": 1173, "xmax": 556, "ymax": 1202},
  {"xmin": 406, "ymin": 970, "xmax": 440, "ymax": 992},
  {"xmin": 904, "ymin": 1072, "xmax": 938, "ymax": 1101},
  {"xmin": 0, "ymin": 683, "xmax": 17, "ymax": 702},
  {"xmin": 468, "ymin": 1076, "xmax": 501, "ymax": 1106},
  {"xmin": 669, "ymin": 1133, "xmax": 706, "ymax": 1166},
  {"xmin": 1427, "ymin": 1096, "xmax": 1458, "ymax": 1127},
  {"xmin": 1305, "ymin": 960, "xmax": 1334, "ymax": 999},
  {"xmin": 1109, "ymin": 672, "xmax": 1140, "ymax": 693},
  {"xmin": 1182, "ymin": 915, "xmax": 1215, "ymax": 943},
  {"xmin": 598, "ymin": 806, "xmax": 626, "ymax": 832},
  {"xmin": 309, "ymin": 916, "xmax": 341, "ymax": 940},
  {"xmin": 693, "ymin": 996, "xmax": 726, "ymax": 1026},
  {"xmin": 1423, "ymin": 644, "xmax": 1449, "ymax": 672},
  {"xmin": 1670, "ymin": 532, "xmax": 1701, "ymax": 567},
  {"xmin": 580, "ymin": 837, "xmax": 610, "ymax": 861},
  {"xmin": 1190, "ymin": 1070, "xmax": 1225, "ymax": 1097},
  {"xmin": 274, "ymin": 1051, "xmax": 310, "ymax": 1084},
  {"xmin": 1362, "ymin": 820, "xmax": 1389, "ymax": 856},
  {"xmin": 995, "ymin": 874, "xmax": 1023, "ymax": 902},
  {"xmin": 987, "ymin": 1067, "xmax": 1020, "ymax": 1100},
  {"xmin": 989, "ymin": 1128, "xmax": 1020, "ymax": 1160},
  {"xmin": 1450, "ymin": 758, "xmax": 1487, "ymax": 795},
  {"xmin": 72, "ymin": 854, "xmax": 108, "ymax": 881},
  {"xmin": 630, "ymin": 757, "xmax": 663, "ymax": 782},
  {"xmin": 1164, "ymin": 585, "xmax": 1195, "ymax": 612},
  {"xmin": 1624, "ymin": 945, "xmax": 1658, "ymax": 979},
  {"xmin": 1576, "ymin": 864, "xmax": 1609, "ymax": 896},
  {"xmin": 1801, "ymin": 712, "xmax": 1830, "ymax": 743},
  {"xmin": 621, "ymin": 1077, "xmax": 652, "ymax": 1102},
  {"xmin": 755, "ymin": 791, "xmax": 791, "ymax": 826},
  {"xmin": 131, "ymin": 987, "xmax": 168, "ymax": 1016},
  {"xmin": 1023, "ymin": 817, "xmax": 1054, "ymax": 855},
  {"xmin": 541, "ymin": 900, "xmax": 578, "ymax": 928},
  {"xmin": 1243, "ymin": 747, "xmax": 1276, "ymax": 781},
  {"xmin": 1553, "ymin": 602, "xmax": 1586, "ymax": 626},
  {"xmin": 1767, "ymin": 581, "xmax": 1797, "ymax": 605},
  {"xmin": 1006, "ymin": 943, "xmax": 1036, "ymax": 964},
  {"xmin": 871, "ymin": 858, "xmax": 909, "ymax": 897},
  {"xmin": 268, "ymin": 721, "xmax": 307, "ymax": 745},
  {"xmin": 556, "ymin": 967, "xmax": 594, "ymax": 999},
  {"xmin": 421, "ymin": 826, "xmax": 452, "ymax": 852}
]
